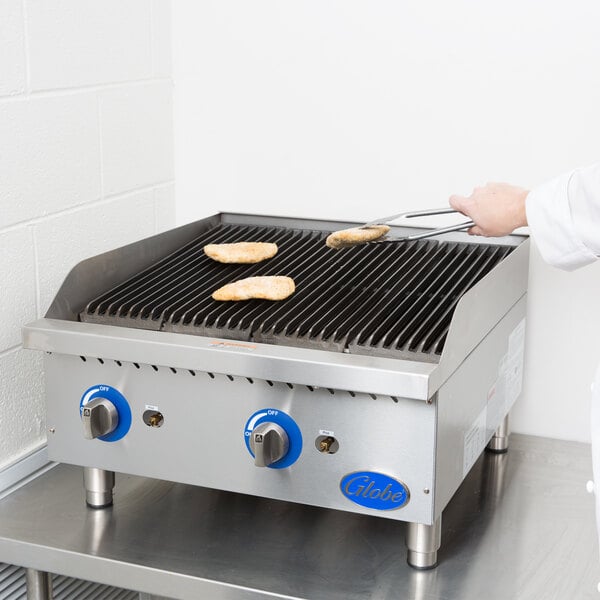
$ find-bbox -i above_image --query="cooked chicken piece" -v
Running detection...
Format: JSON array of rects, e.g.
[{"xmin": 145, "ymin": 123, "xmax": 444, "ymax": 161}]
[
  {"xmin": 325, "ymin": 225, "xmax": 390, "ymax": 249},
  {"xmin": 204, "ymin": 242, "xmax": 278, "ymax": 264},
  {"xmin": 212, "ymin": 276, "xmax": 295, "ymax": 301}
]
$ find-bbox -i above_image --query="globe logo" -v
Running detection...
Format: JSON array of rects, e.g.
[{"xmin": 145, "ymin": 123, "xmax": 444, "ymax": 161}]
[{"xmin": 340, "ymin": 471, "xmax": 410, "ymax": 510}]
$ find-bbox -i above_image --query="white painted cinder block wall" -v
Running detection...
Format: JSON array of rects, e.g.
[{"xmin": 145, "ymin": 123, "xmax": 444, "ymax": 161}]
[
  {"xmin": 173, "ymin": 1, "xmax": 600, "ymax": 443},
  {"xmin": 0, "ymin": 0, "xmax": 174, "ymax": 472}
]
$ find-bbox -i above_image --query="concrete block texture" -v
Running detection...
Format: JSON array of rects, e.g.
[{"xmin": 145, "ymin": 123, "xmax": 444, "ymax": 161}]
[
  {"xmin": 0, "ymin": 229, "xmax": 36, "ymax": 351},
  {"xmin": 0, "ymin": 0, "xmax": 26, "ymax": 96},
  {"xmin": 0, "ymin": 0, "xmax": 174, "ymax": 480},
  {"xmin": 35, "ymin": 190, "xmax": 157, "ymax": 315},
  {"xmin": 0, "ymin": 349, "xmax": 45, "ymax": 471},
  {"xmin": 152, "ymin": 0, "xmax": 172, "ymax": 78},
  {"xmin": 0, "ymin": 93, "xmax": 101, "ymax": 229},
  {"xmin": 154, "ymin": 183, "xmax": 176, "ymax": 232},
  {"xmin": 27, "ymin": 0, "xmax": 152, "ymax": 90},
  {"xmin": 100, "ymin": 81, "xmax": 174, "ymax": 195}
]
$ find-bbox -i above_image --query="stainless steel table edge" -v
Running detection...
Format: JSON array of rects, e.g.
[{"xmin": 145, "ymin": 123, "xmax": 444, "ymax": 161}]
[{"xmin": 0, "ymin": 538, "xmax": 304, "ymax": 600}]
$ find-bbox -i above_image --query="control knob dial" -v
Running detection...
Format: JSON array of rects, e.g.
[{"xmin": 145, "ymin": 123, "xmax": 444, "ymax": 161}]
[
  {"xmin": 250, "ymin": 422, "xmax": 289, "ymax": 467},
  {"xmin": 82, "ymin": 397, "xmax": 119, "ymax": 440}
]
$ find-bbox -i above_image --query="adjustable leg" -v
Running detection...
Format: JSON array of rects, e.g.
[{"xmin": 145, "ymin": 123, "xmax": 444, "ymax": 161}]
[
  {"xmin": 26, "ymin": 568, "xmax": 53, "ymax": 600},
  {"xmin": 84, "ymin": 467, "xmax": 115, "ymax": 508},
  {"xmin": 406, "ymin": 516, "xmax": 441, "ymax": 569},
  {"xmin": 487, "ymin": 414, "xmax": 509, "ymax": 454}
]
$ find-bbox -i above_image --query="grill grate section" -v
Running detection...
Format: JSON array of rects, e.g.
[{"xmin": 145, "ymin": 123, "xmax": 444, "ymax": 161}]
[{"xmin": 82, "ymin": 223, "xmax": 512, "ymax": 362}]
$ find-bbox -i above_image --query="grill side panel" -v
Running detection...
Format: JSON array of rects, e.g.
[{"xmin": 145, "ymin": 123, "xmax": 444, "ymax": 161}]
[{"xmin": 435, "ymin": 296, "xmax": 527, "ymax": 519}]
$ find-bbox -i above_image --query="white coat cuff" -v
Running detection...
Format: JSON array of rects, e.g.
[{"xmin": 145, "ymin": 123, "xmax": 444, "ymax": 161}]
[{"xmin": 526, "ymin": 172, "xmax": 598, "ymax": 271}]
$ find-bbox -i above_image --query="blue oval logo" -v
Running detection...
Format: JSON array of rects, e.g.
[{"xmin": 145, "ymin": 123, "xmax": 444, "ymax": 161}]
[{"xmin": 340, "ymin": 471, "xmax": 410, "ymax": 511}]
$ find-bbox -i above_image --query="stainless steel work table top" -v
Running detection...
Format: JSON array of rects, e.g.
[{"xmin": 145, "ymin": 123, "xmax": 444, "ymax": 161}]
[{"xmin": 0, "ymin": 434, "xmax": 597, "ymax": 600}]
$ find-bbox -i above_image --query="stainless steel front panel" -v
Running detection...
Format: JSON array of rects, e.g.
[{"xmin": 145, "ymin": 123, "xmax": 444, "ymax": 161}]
[
  {"xmin": 45, "ymin": 354, "xmax": 437, "ymax": 524},
  {"xmin": 25, "ymin": 319, "xmax": 435, "ymax": 400}
]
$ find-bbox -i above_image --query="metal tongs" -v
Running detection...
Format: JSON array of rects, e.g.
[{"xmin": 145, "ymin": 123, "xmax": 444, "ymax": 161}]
[{"xmin": 362, "ymin": 207, "xmax": 474, "ymax": 242}]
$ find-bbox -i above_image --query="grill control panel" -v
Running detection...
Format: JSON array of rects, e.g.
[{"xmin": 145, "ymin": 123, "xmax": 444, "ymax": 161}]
[
  {"xmin": 244, "ymin": 409, "xmax": 303, "ymax": 469},
  {"xmin": 45, "ymin": 354, "xmax": 441, "ymax": 524}
]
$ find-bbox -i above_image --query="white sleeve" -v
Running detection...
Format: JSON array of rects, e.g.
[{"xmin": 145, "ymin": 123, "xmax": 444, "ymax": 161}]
[{"xmin": 526, "ymin": 163, "xmax": 600, "ymax": 271}]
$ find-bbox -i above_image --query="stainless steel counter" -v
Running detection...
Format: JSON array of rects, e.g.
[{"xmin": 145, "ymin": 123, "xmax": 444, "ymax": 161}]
[{"xmin": 0, "ymin": 434, "xmax": 597, "ymax": 600}]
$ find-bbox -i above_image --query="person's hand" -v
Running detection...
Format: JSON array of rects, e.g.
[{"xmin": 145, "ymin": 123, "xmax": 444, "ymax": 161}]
[{"xmin": 449, "ymin": 182, "xmax": 529, "ymax": 237}]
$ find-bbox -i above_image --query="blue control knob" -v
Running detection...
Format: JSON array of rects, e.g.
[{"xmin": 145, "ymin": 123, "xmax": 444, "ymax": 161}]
[
  {"xmin": 80, "ymin": 385, "xmax": 131, "ymax": 442},
  {"xmin": 244, "ymin": 409, "xmax": 302, "ymax": 469},
  {"xmin": 250, "ymin": 422, "xmax": 289, "ymax": 467},
  {"xmin": 82, "ymin": 397, "xmax": 118, "ymax": 439}
]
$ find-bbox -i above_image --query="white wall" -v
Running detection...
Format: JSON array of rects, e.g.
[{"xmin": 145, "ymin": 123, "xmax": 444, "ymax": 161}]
[
  {"xmin": 0, "ymin": 0, "xmax": 174, "ymax": 472},
  {"xmin": 173, "ymin": 1, "xmax": 600, "ymax": 442}
]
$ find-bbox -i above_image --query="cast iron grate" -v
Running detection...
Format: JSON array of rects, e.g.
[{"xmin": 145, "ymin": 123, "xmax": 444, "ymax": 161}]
[{"xmin": 81, "ymin": 223, "xmax": 512, "ymax": 362}]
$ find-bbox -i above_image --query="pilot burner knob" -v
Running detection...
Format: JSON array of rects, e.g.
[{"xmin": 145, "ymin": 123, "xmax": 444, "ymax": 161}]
[
  {"xmin": 82, "ymin": 397, "xmax": 119, "ymax": 440},
  {"xmin": 250, "ymin": 422, "xmax": 289, "ymax": 467}
]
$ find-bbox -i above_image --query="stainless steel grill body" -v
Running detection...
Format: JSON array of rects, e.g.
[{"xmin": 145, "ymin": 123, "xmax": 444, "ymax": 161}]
[{"xmin": 23, "ymin": 213, "xmax": 529, "ymax": 567}]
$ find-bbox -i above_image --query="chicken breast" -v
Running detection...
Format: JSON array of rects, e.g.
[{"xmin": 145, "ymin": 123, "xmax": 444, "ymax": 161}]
[
  {"xmin": 325, "ymin": 225, "xmax": 390, "ymax": 249},
  {"xmin": 204, "ymin": 242, "xmax": 278, "ymax": 264},
  {"xmin": 212, "ymin": 276, "xmax": 296, "ymax": 301}
]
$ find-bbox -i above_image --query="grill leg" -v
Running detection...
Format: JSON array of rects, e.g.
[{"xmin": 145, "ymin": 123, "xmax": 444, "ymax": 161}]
[
  {"xmin": 487, "ymin": 414, "xmax": 509, "ymax": 454},
  {"xmin": 84, "ymin": 467, "xmax": 115, "ymax": 508},
  {"xmin": 26, "ymin": 568, "xmax": 53, "ymax": 600},
  {"xmin": 406, "ymin": 516, "xmax": 441, "ymax": 569}
]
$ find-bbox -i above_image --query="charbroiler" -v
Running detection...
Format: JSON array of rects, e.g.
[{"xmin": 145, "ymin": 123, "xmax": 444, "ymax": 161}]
[{"xmin": 23, "ymin": 212, "xmax": 529, "ymax": 570}]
